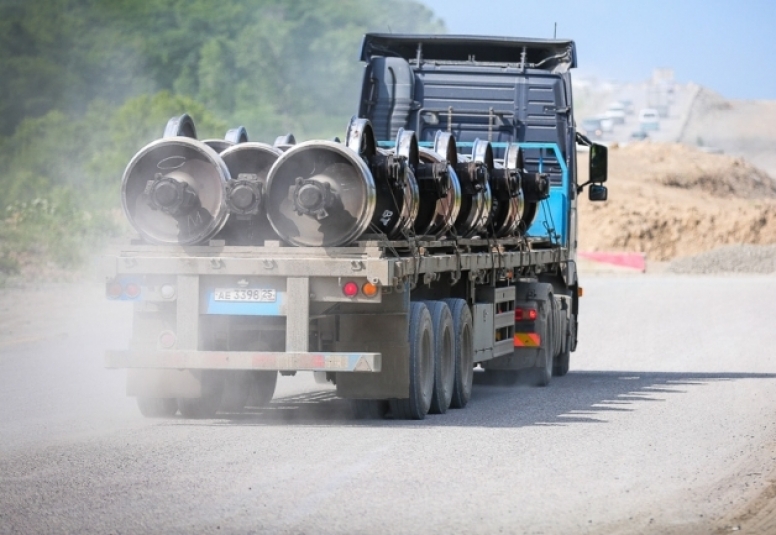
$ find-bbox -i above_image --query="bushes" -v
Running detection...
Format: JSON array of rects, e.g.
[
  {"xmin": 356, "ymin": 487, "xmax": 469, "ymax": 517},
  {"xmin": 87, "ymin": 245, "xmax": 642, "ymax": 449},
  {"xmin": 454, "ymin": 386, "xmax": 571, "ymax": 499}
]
[
  {"xmin": 0, "ymin": 194, "xmax": 121, "ymax": 283},
  {"xmin": 0, "ymin": 92, "xmax": 226, "ymax": 283}
]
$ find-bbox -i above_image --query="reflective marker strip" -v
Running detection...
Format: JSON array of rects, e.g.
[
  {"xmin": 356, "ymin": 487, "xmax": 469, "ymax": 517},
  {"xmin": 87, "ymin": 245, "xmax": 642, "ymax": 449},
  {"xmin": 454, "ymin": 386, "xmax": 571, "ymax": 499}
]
[
  {"xmin": 105, "ymin": 350, "xmax": 381, "ymax": 372},
  {"xmin": 514, "ymin": 333, "xmax": 541, "ymax": 347}
]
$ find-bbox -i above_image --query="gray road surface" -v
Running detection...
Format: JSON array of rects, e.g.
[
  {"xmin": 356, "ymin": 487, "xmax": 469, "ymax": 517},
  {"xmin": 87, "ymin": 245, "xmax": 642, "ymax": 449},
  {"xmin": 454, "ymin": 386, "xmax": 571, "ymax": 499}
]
[
  {"xmin": 2, "ymin": 275, "xmax": 776, "ymax": 534},
  {"xmin": 582, "ymin": 82, "xmax": 697, "ymax": 145}
]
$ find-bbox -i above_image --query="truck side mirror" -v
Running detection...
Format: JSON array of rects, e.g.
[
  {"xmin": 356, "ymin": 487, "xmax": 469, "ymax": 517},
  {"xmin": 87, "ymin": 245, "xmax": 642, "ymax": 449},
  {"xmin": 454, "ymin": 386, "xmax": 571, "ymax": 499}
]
[
  {"xmin": 589, "ymin": 143, "xmax": 608, "ymax": 183},
  {"xmin": 589, "ymin": 184, "xmax": 608, "ymax": 202}
]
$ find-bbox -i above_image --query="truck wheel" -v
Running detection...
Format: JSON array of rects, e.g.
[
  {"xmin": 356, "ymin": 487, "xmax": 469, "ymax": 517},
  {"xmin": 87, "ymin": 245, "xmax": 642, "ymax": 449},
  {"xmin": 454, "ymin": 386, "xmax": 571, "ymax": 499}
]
[
  {"xmin": 424, "ymin": 301, "xmax": 455, "ymax": 414},
  {"xmin": 220, "ymin": 371, "xmax": 252, "ymax": 413},
  {"xmin": 553, "ymin": 349, "xmax": 570, "ymax": 377},
  {"xmin": 390, "ymin": 302, "xmax": 435, "ymax": 420},
  {"xmin": 246, "ymin": 371, "xmax": 277, "ymax": 408},
  {"xmin": 443, "ymin": 298, "xmax": 474, "ymax": 408},
  {"xmin": 534, "ymin": 296, "xmax": 555, "ymax": 387},
  {"xmin": 553, "ymin": 314, "xmax": 573, "ymax": 377},
  {"xmin": 136, "ymin": 397, "xmax": 178, "ymax": 418},
  {"xmin": 534, "ymin": 347, "xmax": 553, "ymax": 387},
  {"xmin": 351, "ymin": 399, "xmax": 389, "ymax": 419},
  {"xmin": 177, "ymin": 371, "xmax": 223, "ymax": 418}
]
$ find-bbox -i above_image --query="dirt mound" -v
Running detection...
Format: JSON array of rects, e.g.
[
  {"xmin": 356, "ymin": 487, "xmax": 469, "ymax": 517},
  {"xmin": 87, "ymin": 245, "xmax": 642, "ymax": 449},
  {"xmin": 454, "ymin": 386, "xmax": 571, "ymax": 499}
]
[
  {"xmin": 621, "ymin": 142, "xmax": 776, "ymax": 199},
  {"xmin": 577, "ymin": 142, "xmax": 776, "ymax": 261}
]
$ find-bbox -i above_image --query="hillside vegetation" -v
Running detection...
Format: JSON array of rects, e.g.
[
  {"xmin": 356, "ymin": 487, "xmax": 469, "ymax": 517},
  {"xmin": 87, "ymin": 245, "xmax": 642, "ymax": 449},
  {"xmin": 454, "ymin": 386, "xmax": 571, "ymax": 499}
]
[{"xmin": 0, "ymin": 0, "xmax": 444, "ymax": 281}]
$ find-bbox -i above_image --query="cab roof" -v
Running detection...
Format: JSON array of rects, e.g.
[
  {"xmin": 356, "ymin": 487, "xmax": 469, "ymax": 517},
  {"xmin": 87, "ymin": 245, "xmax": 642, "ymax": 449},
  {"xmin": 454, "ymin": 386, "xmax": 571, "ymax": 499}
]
[{"xmin": 360, "ymin": 33, "xmax": 577, "ymax": 72}]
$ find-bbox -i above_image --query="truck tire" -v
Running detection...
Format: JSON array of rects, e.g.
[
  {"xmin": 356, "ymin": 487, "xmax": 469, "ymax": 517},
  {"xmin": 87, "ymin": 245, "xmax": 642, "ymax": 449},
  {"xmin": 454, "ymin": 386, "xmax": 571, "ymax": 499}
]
[
  {"xmin": 442, "ymin": 298, "xmax": 474, "ymax": 408},
  {"xmin": 136, "ymin": 397, "xmax": 178, "ymax": 418},
  {"xmin": 390, "ymin": 302, "xmax": 435, "ymax": 420},
  {"xmin": 553, "ymin": 313, "xmax": 571, "ymax": 377},
  {"xmin": 553, "ymin": 348, "xmax": 570, "ymax": 377},
  {"xmin": 249, "ymin": 371, "xmax": 278, "ymax": 407},
  {"xmin": 177, "ymin": 371, "xmax": 224, "ymax": 418},
  {"xmin": 534, "ymin": 347, "xmax": 553, "ymax": 387},
  {"xmin": 220, "ymin": 371, "xmax": 252, "ymax": 413},
  {"xmin": 533, "ymin": 296, "xmax": 555, "ymax": 387},
  {"xmin": 351, "ymin": 399, "xmax": 389, "ymax": 419},
  {"xmin": 424, "ymin": 301, "xmax": 455, "ymax": 414}
]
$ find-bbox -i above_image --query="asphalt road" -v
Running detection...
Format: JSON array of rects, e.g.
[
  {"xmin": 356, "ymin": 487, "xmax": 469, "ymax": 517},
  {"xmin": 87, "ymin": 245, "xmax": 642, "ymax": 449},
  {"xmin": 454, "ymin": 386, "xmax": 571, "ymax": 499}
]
[{"xmin": 2, "ymin": 275, "xmax": 776, "ymax": 534}]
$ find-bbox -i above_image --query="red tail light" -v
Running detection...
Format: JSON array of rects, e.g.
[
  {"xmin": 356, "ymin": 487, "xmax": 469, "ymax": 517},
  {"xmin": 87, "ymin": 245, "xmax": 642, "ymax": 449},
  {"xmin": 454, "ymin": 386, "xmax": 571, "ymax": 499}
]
[
  {"xmin": 515, "ymin": 307, "xmax": 537, "ymax": 321},
  {"xmin": 124, "ymin": 283, "xmax": 141, "ymax": 299},
  {"xmin": 106, "ymin": 281, "xmax": 123, "ymax": 299},
  {"xmin": 342, "ymin": 281, "xmax": 359, "ymax": 297}
]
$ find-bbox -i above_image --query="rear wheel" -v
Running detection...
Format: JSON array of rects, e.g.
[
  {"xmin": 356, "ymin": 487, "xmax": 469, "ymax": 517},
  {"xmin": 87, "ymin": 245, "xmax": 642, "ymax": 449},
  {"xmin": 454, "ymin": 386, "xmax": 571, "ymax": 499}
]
[
  {"xmin": 425, "ymin": 301, "xmax": 455, "ymax": 414},
  {"xmin": 553, "ymin": 313, "xmax": 572, "ymax": 377},
  {"xmin": 390, "ymin": 302, "xmax": 435, "ymax": 420},
  {"xmin": 248, "ymin": 371, "xmax": 278, "ymax": 407},
  {"xmin": 553, "ymin": 348, "xmax": 570, "ymax": 377},
  {"xmin": 178, "ymin": 371, "xmax": 224, "ymax": 418},
  {"xmin": 443, "ymin": 298, "xmax": 474, "ymax": 408},
  {"xmin": 219, "ymin": 371, "xmax": 252, "ymax": 413},
  {"xmin": 534, "ymin": 347, "xmax": 553, "ymax": 387},
  {"xmin": 137, "ymin": 397, "xmax": 178, "ymax": 418},
  {"xmin": 534, "ymin": 296, "xmax": 555, "ymax": 387}
]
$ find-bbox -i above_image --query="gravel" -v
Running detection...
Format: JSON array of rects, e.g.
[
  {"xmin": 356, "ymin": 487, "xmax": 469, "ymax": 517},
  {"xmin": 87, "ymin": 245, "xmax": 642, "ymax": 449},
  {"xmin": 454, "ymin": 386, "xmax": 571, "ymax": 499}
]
[
  {"xmin": 669, "ymin": 243, "xmax": 776, "ymax": 274},
  {"xmin": 5, "ymin": 278, "xmax": 776, "ymax": 534}
]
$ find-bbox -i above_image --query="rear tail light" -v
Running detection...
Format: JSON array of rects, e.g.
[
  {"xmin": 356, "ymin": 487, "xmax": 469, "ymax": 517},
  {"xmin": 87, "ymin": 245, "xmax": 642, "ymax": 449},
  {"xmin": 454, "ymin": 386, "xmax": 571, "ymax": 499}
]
[
  {"xmin": 124, "ymin": 283, "xmax": 141, "ymax": 299},
  {"xmin": 515, "ymin": 307, "xmax": 537, "ymax": 321},
  {"xmin": 342, "ymin": 281, "xmax": 359, "ymax": 297},
  {"xmin": 106, "ymin": 281, "xmax": 123, "ymax": 299}
]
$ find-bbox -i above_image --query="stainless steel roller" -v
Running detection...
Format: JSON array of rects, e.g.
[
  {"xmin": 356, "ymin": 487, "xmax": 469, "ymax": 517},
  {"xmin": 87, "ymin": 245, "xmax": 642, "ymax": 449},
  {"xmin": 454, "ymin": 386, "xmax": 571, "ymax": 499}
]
[{"xmin": 121, "ymin": 137, "xmax": 230, "ymax": 245}]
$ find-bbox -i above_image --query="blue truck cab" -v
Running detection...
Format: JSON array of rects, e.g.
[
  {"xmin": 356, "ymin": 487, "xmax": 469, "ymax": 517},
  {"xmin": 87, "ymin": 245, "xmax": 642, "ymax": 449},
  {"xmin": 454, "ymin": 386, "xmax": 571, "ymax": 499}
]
[{"xmin": 357, "ymin": 33, "xmax": 608, "ymax": 253}]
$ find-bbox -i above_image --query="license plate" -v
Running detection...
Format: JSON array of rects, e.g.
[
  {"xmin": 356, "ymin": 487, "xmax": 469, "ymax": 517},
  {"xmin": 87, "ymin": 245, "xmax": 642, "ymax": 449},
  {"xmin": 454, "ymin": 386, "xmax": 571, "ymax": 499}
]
[{"xmin": 214, "ymin": 288, "xmax": 277, "ymax": 302}]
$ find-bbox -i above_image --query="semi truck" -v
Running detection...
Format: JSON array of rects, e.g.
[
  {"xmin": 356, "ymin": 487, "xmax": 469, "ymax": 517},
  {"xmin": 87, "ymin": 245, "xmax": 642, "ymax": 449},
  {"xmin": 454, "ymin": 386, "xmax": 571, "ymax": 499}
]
[{"xmin": 104, "ymin": 34, "xmax": 608, "ymax": 420}]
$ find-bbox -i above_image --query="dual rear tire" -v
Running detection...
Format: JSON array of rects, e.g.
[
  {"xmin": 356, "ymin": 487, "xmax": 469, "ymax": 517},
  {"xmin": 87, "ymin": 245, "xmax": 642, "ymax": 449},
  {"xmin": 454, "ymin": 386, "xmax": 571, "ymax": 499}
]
[
  {"xmin": 443, "ymin": 298, "xmax": 474, "ymax": 409},
  {"xmin": 389, "ymin": 299, "xmax": 474, "ymax": 420},
  {"xmin": 389, "ymin": 302, "xmax": 435, "ymax": 420},
  {"xmin": 425, "ymin": 301, "xmax": 455, "ymax": 414},
  {"xmin": 553, "ymin": 311, "xmax": 573, "ymax": 377},
  {"xmin": 176, "ymin": 370, "xmax": 278, "ymax": 419},
  {"xmin": 138, "ymin": 370, "xmax": 278, "ymax": 419}
]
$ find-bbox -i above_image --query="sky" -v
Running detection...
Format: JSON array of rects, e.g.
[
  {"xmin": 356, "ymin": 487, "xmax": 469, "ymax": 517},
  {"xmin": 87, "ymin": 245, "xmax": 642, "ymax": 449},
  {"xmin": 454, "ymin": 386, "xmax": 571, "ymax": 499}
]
[{"xmin": 419, "ymin": 0, "xmax": 776, "ymax": 100}]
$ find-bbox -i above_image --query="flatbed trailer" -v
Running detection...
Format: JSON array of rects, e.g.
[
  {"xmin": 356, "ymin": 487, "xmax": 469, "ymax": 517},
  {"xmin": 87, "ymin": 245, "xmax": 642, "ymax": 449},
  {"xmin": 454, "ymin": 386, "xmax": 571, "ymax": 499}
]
[{"xmin": 105, "ymin": 237, "xmax": 574, "ymax": 413}]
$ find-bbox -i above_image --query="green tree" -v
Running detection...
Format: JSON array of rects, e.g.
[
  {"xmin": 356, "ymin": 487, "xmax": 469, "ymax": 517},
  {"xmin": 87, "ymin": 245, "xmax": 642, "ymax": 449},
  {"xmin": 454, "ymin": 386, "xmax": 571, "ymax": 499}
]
[{"xmin": 0, "ymin": 0, "xmax": 446, "ymax": 278}]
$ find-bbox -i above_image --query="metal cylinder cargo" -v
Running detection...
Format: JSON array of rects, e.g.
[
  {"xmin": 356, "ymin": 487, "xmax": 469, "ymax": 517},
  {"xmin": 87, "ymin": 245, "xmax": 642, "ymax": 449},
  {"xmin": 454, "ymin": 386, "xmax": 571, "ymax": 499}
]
[{"xmin": 106, "ymin": 33, "xmax": 609, "ymax": 420}]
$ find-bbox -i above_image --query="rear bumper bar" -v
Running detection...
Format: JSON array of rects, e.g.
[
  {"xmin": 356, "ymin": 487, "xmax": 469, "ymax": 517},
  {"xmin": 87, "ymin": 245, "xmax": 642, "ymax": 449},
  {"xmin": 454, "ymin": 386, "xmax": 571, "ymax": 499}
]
[{"xmin": 105, "ymin": 350, "xmax": 382, "ymax": 372}]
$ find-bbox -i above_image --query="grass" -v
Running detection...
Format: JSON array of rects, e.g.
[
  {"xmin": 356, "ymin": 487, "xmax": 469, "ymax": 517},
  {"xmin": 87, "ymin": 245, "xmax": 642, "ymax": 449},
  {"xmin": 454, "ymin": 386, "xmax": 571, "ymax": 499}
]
[{"xmin": 0, "ymin": 194, "xmax": 123, "ymax": 287}]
